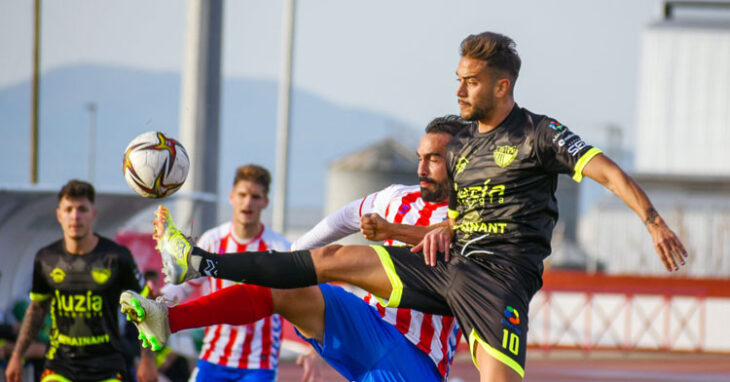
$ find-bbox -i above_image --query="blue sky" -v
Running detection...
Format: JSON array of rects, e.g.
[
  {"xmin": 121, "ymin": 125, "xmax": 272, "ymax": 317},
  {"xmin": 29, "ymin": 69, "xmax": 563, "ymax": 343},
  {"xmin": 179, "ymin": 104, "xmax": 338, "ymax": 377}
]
[{"xmin": 1, "ymin": 0, "xmax": 660, "ymax": 143}]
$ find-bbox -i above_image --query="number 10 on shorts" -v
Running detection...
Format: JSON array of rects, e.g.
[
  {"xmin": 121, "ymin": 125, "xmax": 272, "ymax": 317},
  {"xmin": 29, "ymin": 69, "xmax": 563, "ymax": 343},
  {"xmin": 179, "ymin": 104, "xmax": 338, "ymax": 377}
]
[{"xmin": 502, "ymin": 329, "xmax": 519, "ymax": 355}]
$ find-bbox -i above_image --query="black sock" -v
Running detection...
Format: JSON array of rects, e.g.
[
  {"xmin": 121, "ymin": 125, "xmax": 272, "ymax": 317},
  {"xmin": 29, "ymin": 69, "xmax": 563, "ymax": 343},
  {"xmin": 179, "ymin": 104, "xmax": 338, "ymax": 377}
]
[{"xmin": 193, "ymin": 247, "xmax": 318, "ymax": 288}]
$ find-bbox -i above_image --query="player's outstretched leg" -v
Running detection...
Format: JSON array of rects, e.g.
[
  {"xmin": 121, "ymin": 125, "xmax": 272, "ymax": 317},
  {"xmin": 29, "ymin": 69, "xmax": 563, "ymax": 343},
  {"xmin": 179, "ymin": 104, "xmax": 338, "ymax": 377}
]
[
  {"xmin": 153, "ymin": 205, "xmax": 201, "ymax": 284},
  {"xmin": 153, "ymin": 205, "xmax": 319, "ymax": 288},
  {"xmin": 120, "ymin": 290, "xmax": 171, "ymax": 351},
  {"xmin": 121, "ymin": 284, "xmax": 274, "ymax": 352},
  {"xmin": 152, "ymin": 206, "xmax": 388, "ymax": 297}
]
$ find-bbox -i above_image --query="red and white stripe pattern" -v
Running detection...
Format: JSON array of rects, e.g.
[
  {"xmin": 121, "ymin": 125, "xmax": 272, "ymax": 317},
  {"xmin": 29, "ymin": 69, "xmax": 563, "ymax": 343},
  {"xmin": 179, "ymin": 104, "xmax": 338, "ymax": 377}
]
[
  {"xmin": 196, "ymin": 222, "xmax": 290, "ymax": 370},
  {"xmin": 359, "ymin": 184, "xmax": 461, "ymax": 379}
]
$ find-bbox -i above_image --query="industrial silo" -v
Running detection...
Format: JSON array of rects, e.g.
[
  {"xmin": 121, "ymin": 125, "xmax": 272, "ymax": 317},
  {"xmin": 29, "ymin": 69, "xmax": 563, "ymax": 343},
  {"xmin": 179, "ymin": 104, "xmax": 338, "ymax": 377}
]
[{"xmin": 324, "ymin": 138, "xmax": 417, "ymax": 244}]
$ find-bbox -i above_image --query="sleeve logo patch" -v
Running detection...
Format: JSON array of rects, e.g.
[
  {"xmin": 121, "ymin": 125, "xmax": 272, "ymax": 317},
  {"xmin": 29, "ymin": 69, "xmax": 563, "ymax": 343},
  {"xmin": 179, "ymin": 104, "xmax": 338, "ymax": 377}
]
[
  {"xmin": 549, "ymin": 121, "xmax": 565, "ymax": 131},
  {"xmin": 494, "ymin": 145, "xmax": 518, "ymax": 168}
]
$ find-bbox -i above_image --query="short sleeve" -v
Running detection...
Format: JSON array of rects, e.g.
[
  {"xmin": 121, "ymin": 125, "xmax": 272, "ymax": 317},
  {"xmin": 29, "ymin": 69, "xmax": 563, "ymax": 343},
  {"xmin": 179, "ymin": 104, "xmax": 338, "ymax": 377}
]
[
  {"xmin": 118, "ymin": 248, "xmax": 147, "ymax": 296},
  {"xmin": 534, "ymin": 119, "xmax": 602, "ymax": 183},
  {"xmin": 30, "ymin": 253, "xmax": 52, "ymax": 302}
]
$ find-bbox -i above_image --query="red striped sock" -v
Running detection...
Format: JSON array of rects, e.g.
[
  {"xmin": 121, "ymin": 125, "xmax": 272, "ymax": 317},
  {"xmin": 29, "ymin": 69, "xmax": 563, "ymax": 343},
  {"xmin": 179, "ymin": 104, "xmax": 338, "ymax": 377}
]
[{"xmin": 168, "ymin": 284, "xmax": 273, "ymax": 333}]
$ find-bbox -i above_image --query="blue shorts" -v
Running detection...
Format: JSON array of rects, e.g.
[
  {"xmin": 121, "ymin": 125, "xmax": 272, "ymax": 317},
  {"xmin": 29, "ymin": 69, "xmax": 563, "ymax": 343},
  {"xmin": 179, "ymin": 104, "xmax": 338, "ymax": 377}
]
[
  {"xmin": 191, "ymin": 359, "xmax": 276, "ymax": 382},
  {"xmin": 296, "ymin": 284, "xmax": 442, "ymax": 382}
]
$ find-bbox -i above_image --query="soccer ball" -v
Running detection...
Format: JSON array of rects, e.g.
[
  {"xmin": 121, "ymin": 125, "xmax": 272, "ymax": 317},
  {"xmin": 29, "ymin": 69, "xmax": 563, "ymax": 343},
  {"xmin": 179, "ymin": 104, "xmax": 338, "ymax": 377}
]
[{"xmin": 122, "ymin": 131, "xmax": 190, "ymax": 198}]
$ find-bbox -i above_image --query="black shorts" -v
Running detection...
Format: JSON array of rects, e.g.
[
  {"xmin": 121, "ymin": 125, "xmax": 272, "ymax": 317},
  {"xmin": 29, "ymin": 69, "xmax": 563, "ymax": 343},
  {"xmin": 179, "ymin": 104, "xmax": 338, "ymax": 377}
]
[{"xmin": 371, "ymin": 245, "xmax": 540, "ymax": 378}]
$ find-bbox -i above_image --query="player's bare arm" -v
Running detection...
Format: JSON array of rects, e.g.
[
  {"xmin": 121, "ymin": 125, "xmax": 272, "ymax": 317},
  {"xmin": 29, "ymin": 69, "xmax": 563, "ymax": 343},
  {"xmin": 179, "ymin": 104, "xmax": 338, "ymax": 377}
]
[
  {"xmin": 582, "ymin": 153, "xmax": 688, "ymax": 271},
  {"xmin": 138, "ymin": 347, "xmax": 158, "ymax": 382},
  {"xmin": 360, "ymin": 213, "xmax": 449, "ymax": 245},
  {"xmin": 412, "ymin": 218, "xmax": 455, "ymax": 266},
  {"xmin": 11, "ymin": 300, "xmax": 49, "ymax": 358},
  {"xmin": 5, "ymin": 300, "xmax": 50, "ymax": 382}
]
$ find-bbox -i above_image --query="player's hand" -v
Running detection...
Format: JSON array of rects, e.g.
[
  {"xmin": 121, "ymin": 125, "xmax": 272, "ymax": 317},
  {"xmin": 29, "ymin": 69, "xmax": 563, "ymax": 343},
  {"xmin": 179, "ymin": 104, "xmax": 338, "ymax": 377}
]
[
  {"xmin": 296, "ymin": 349, "xmax": 325, "ymax": 382},
  {"xmin": 136, "ymin": 353, "xmax": 159, "ymax": 382},
  {"xmin": 360, "ymin": 213, "xmax": 391, "ymax": 242},
  {"xmin": 647, "ymin": 217, "xmax": 688, "ymax": 272},
  {"xmin": 5, "ymin": 354, "xmax": 22, "ymax": 382},
  {"xmin": 412, "ymin": 226, "xmax": 453, "ymax": 266}
]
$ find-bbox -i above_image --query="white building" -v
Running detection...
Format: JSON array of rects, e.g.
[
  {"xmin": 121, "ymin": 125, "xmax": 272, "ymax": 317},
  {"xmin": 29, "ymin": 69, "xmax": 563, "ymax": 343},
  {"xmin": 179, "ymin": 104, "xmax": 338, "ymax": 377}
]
[{"xmin": 580, "ymin": 2, "xmax": 730, "ymax": 276}]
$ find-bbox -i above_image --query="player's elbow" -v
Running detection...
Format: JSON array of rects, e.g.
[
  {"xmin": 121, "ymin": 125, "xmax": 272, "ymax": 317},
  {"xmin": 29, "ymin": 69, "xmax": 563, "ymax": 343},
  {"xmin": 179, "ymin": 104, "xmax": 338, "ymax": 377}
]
[{"xmin": 603, "ymin": 166, "xmax": 633, "ymax": 196}]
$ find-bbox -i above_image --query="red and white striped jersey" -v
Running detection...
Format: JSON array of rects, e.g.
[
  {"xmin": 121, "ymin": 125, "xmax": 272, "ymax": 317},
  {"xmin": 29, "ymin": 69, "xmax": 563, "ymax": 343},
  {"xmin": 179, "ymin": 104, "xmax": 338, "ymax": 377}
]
[
  {"xmin": 173, "ymin": 222, "xmax": 290, "ymax": 370},
  {"xmin": 292, "ymin": 184, "xmax": 461, "ymax": 379},
  {"xmin": 359, "ymin": 184, "xmax": 459, "ymax": 378}
]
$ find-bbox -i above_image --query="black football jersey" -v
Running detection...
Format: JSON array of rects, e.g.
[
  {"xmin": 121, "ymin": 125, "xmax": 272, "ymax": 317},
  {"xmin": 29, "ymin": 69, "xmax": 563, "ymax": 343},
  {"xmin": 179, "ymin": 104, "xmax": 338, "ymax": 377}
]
[
  {"xmin": 446, "ymin": 105, "xmax": 601, "ymax": 273},
  {"xmin": 30, "ymin": 236, "xmax": 146, "ymax": 380}
]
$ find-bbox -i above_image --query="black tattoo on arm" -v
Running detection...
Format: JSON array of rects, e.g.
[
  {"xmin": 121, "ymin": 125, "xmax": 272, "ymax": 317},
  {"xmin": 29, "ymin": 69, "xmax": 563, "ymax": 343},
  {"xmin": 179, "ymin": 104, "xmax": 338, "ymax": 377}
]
[
  {"xmin": 644, "ymin": 207, "xmax": 660, "ymax": 226},
  {"xmin": 12, "ymin": 300, "xmax": 50, "ymax": 359}
]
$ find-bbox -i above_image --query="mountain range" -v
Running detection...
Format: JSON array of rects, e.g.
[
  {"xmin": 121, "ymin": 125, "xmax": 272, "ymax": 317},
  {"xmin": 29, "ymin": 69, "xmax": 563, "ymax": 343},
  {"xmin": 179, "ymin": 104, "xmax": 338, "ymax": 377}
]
[{"xmin": 0, "ymin": 65, "xmax": 422, "ymax": 210}]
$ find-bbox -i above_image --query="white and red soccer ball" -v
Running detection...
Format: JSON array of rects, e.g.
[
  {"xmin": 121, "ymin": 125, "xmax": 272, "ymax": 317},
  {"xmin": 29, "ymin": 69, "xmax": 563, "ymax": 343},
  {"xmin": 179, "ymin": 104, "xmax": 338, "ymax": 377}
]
[{"xmin": 122, "ymin": 131, "xmax": 189, "ymax": 198}]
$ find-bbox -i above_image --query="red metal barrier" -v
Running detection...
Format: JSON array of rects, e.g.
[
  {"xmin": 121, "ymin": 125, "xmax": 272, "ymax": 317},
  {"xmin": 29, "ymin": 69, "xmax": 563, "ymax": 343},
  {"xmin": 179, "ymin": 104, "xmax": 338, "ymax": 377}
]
[
  {"xmin": 525, "ymin": 271, "xmax": 730, "ymax": 353},
  {"xmin": 541, "ymin": 271, "xmax": 730, "ymax": 298}
]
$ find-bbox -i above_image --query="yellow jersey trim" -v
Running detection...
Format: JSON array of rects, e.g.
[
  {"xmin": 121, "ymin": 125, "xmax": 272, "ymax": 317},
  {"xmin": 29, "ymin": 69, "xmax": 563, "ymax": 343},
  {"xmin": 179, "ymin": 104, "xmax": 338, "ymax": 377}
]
[
  {"xmin": 370, "ymin": 245, "xmax": 403, "ymax": 308},
  {"xmin": 468, "ymin": 328, "xmax": 525, "ymax": 378},
  {"xmin": 140, "ymin": 285, "xmax": 151, "ymax": 298},
  {"xmin": 30, "ymin": 292, "xmax": 51, "ymax": 302},
  {"xmin": 448, "ymin": 209, "xmax": 459, "ymax": 220},
  {"xmin": 41, "ymin": 373, "xmax": 72, "ymax": 382},
  {"xmin": 572, "ymin": 147, "xmax": 602, "ymax": 183},
  {"xmin": 42, "ymin": 375, "xmax": 123, "ymax": 382},
  {"xmin": 155, "ymin": 346, "xmax": 173, "ymax": 367}
]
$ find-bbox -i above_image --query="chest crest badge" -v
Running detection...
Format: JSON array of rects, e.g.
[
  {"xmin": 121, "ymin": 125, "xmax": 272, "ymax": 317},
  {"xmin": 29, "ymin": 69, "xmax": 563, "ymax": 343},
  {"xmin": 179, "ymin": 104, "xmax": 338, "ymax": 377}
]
[
  {"xmin": 50, "ymin": 268, "xmax": 66, "ymax": 283},
  {"xmin": 455, "ymin": 157, "xmax": 469, "ymax": 175},
  {"xmin": 494, "ymin": 145, "xmax": 518, "ymax": 168},
  {"xmin": 92, "ymin": 268, "xmax": 112, "ymax": 284}
]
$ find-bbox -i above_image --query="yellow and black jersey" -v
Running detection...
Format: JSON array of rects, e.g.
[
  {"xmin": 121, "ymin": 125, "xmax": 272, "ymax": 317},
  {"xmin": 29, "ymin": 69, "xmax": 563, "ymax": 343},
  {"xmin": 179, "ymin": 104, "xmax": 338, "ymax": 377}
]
[
  {"xmin": 446, "ymin": 104, "xmax": 601, "ymax": 273},
  {"xmin": 30, "ymin": 236, "xmax": 147, "ymax": 381}
]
